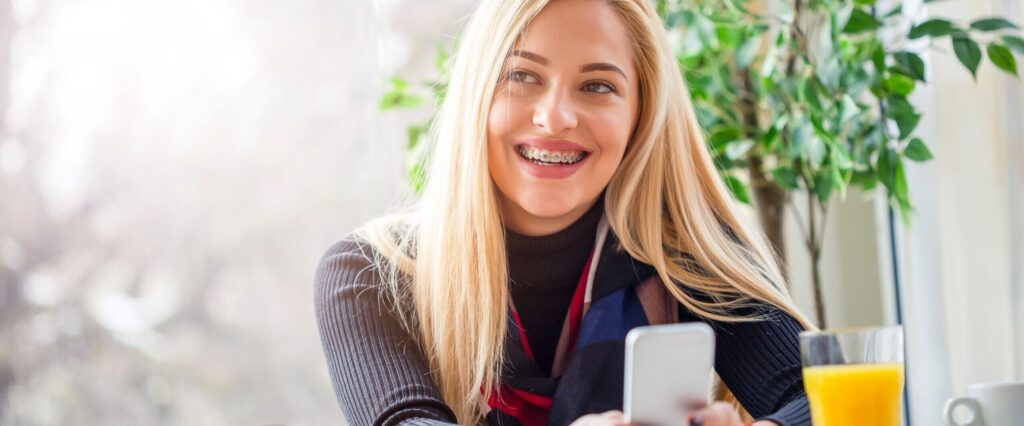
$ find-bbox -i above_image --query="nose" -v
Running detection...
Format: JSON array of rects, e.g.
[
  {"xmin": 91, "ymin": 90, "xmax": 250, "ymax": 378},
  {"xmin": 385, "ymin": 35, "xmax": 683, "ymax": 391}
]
[{"xmin": 532, "ymin": 86, "xmax": 578, "ymax": 134}]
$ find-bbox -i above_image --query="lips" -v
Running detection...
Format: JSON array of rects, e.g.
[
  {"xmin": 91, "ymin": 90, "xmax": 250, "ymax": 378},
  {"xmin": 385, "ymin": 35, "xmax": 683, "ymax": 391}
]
[
  {"xmin": 515, "ymin": 137, "xmax": 592, "ymax": 153},
  {"xmin": 511, "ymin": 138, "xmax": 591, "ymax": 179}
]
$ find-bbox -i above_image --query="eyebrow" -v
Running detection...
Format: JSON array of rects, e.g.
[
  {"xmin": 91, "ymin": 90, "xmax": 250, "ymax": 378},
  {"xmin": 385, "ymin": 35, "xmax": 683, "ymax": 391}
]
[{"xmin": 510, "ymin": 49, "xmax": 628, "ymax": 80}]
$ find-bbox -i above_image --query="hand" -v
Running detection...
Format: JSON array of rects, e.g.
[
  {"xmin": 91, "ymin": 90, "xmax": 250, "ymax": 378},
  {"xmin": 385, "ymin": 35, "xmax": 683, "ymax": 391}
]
[
  {"xmin": 569, "ymin": 410, "xmax": 632, "ymax": 426},
  {"xmin": 569, "ymin": 405, "xmax": 781, "ymax": 426},
  {"xmin": 686, "ymin": 402, "xmax": 779, "ymax": 426}
]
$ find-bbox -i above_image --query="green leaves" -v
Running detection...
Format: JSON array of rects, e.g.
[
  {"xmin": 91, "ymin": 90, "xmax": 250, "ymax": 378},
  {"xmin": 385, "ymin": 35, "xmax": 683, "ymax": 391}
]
[
  {"xmin": 876, "ymin": 147, "xmax": 910, "ymax": 214},
  {"xmin": 885, "ymin": 95, "xmax": 921, "ymax": 141},
  {"xmin": 970, "ymin": 18, "xmax": 1019, "ymax": 32},
  {"xmin": 1004, "ymin": 35, "xmax": 1024, "ymax": 54},
  {"xmin": 788, "ymin": 119, "xmax": 814, "ymax": 158},
  {"xmin": 882, "ymin": 5, "xmax": 903, "ymax": 19},
  {"xmin": 735, "ymin": 37, "xmax": 759, "ymax": 68},
  {"xmin": 876, "ymin": 148, "xmax": 897, "ymax": 195},
  {"xmin": 808, "ymin": 136, "xmax": 827, "ymax": 167},
  {"xmin": 379, "ymin": 78, "xmax": 424, "ymax": 110},
  {"xmin": 904, "ymin": 138, "xmax": 934, "ymax": 162},
  {"xmin": 725, "ymin": 139, "xmax": 756, "ymax": 160},
  {"xmin": 843, "ymin": 9, "xmax": 882, "ymax": 34},
  {"xmin": 710, "ymin": 126, "xmax": 743, "ymax": 151},
  {"xmin": 953, "ymin": 35, "xmax": 983, "ymax": 78},
  {"xmin": 906, "ymin": 17, "xmax": 1024, "ymax": 80},
  {"xmin": 909, "ymin": 19, "xmax": 956, "ymax": 39},
  {"xmin": 884, "ymin": 74, "xmax": 915, "ymax": 96},
  {"xmin": 722, "ymin": 175, "xmax": 751, "ymax": 204},
  {"xmin": 378, "ymin": 43, "xmax": 452, "ymax": 194},
  {"xmin": 987, "ymin": 43, "xmax": 1018, "ymax": 76},
  {"xmin": 772, "ymin": 166, "xmax": 800, "ymax": 190},
  {"xmin": 802, "ymin": 77, "xmax": 825, "ymax": 114},
  {"xmin": 850, "ymin": 170, "xmax": 877, "ymax": 191},
  {"xmin": 406, "ymin": 124, "xmax": 425, "ymax": 149},
  {"xmin": 892, "ymin": 52, "xmax": 926, "ymax": 81}
]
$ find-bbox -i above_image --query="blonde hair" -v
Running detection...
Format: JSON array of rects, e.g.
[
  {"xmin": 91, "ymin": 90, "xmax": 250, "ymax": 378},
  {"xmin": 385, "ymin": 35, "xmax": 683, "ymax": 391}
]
[{"xmin": 357, "ymin": 0, "xmax": 815, "ymax": 423}]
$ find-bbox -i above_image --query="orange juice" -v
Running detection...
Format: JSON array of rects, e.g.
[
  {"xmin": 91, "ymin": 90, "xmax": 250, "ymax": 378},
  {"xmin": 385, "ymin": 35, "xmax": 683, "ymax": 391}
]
[{"xmin": 802, "ymin": 363, "xmax": 904, "ymax": 426}]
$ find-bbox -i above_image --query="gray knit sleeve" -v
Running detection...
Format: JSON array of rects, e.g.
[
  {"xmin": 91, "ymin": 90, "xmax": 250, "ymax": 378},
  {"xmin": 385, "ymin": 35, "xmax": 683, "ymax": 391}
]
[
  {"xmin": 704, "ymin": 306, "xmax": 811, "ymax": 426},
  {"xmin": 313, "ymin": 237, "xmax": 458, "ymax": 426}
]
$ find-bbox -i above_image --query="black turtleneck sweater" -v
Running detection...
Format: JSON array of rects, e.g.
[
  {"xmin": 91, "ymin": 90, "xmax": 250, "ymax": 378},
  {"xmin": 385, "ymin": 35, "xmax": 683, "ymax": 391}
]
[
  {"xmin": 505, "ymin": 199, "xmax": 603, "ymax": 376},
  {"xmin": 314, "ymin": 203, "xmax": 811, "ymax": 426}
]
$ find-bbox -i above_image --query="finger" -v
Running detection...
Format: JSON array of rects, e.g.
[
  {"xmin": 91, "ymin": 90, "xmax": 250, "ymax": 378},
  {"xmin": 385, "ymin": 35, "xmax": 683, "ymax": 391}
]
[
  {"xmin": 686, "ymin": 401, "xmax": 740, "ymax": 426},
  {"xmin": 598, "ymin": 410, "xmax": 625, "ymax": 418},
  {"xmin": 570, "ymin": 414, "xmax": 605, "ymax": 426},
  {"xmin": 568, "ymin": 410, "xmax": 627, "ymax": 426},
  {"xmin": 597, "ymin": 410, "xmax": 629, "ymax": 425}
]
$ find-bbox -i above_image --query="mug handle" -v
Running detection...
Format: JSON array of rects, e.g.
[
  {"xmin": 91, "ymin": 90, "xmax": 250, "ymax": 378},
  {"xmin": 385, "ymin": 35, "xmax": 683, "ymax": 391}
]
[{"xmin": 944, "ymin": 397, "xmax": 983, "ymax": 426}]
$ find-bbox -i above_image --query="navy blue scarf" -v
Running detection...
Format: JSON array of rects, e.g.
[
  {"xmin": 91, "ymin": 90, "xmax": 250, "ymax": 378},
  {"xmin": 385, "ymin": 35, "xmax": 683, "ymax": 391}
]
[{"xmin": 485, "ymin": 217, "xmax": 692, "ymax": 426}]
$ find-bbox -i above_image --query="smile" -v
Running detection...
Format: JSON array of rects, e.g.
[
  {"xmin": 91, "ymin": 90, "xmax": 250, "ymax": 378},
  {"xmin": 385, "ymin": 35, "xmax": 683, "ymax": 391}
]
[{"xmin": 515, "ymin": 145, "xmax": 589, "ymax": 166}]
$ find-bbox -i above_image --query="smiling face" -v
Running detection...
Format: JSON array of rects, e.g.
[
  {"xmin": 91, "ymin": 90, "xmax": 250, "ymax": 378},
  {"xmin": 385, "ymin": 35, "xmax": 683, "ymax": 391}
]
[{"xmin": 487, "ymin": 0, "xmax": 640, "ymax": 236}]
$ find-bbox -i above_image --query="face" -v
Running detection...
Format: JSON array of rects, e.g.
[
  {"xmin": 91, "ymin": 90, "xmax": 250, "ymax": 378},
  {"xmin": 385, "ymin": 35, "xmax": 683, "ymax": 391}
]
[{"xmin": 487, "ymin": 0, "xmax": 640, "ymax": 236}]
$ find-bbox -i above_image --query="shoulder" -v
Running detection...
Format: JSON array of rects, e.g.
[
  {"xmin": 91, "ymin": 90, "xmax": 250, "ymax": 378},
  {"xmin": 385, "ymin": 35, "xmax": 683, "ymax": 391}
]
[
  {"xmin": 318, "ymin": 233, "xmax": 379, "ymax": 268},
  {"xmin": 314, "ymin": 233, "xmax": 388, "ymax": 295},
  {"xmin": 313, "ymin": 233, "xmax": 410, "ymax": 329}
]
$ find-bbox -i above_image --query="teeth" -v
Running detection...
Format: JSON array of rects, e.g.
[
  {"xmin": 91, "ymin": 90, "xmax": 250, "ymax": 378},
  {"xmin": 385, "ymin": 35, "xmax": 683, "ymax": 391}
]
[{"xmin": 517, "ymin": 146, "xmax": 586, "ymax": 165}]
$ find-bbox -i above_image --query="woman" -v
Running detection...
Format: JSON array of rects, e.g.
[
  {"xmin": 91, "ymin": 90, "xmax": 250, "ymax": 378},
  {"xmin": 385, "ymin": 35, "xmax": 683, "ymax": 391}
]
[{"xmin": 315, "ymin": 0, "xmax": 815, "ymax": 425}]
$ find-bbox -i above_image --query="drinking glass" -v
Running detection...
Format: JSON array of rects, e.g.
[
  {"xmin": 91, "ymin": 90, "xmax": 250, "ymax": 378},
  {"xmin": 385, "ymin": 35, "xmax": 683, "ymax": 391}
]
[{"xmin": 800, "ymin": 326, "xmax": 905, "ymax": 426}]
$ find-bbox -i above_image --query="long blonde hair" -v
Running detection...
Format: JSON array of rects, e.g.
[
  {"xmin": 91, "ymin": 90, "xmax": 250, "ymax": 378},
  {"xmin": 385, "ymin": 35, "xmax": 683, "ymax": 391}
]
[{"xmin": 357, "ymin": 0, "xmax": 815, "ymax": 423}]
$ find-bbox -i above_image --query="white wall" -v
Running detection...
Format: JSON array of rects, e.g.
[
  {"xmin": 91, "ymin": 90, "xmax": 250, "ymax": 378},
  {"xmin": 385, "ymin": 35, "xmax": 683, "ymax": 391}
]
[
  {"xmin": 897, "ymin": 0, "xmax": 1024, "ymax": 424},
  {"xmin": 783, "ymin": 189, "xmax": 889, "ymax": 330}
]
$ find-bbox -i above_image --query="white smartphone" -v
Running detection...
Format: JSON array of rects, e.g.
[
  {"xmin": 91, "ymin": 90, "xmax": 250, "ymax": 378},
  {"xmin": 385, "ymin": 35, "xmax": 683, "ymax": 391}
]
[{"xmin": 623, "ymin": 322, "xmax": 715, "ymax": 426}]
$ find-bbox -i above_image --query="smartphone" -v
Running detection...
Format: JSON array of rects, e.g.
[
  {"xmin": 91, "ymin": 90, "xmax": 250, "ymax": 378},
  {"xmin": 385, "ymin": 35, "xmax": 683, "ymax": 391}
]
[{"xmin": 623, "ymin": 322, "xmax": 715, "ymax": 426}]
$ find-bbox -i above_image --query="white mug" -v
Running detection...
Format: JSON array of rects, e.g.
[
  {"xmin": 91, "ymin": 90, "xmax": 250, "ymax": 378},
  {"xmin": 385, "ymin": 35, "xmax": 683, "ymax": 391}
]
[{"xmin": 944, "ymin": 381, "xmax": 1024, "ymax": 425}]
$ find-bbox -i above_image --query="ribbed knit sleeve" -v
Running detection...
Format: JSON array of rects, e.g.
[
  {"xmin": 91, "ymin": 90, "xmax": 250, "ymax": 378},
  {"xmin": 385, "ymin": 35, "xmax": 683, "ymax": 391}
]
[
  {"xmin": 705, "ymin": 307, "xmax": 811, "ymax": 426},
  {"xmin": 313, "ymin": 237, "xmax": 458, "ymax": 426}
]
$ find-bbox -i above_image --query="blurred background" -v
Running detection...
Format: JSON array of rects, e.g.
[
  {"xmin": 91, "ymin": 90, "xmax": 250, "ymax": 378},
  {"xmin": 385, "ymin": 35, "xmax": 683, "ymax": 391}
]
[{"xmin": 0, "ymin": 0, "xmax": 1020, "ymax": 425}]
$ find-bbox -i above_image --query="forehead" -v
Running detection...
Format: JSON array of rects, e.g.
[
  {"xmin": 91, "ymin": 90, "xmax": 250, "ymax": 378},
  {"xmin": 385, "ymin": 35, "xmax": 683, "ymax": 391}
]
[{"xmin": 511, "ymin": 0, "xmax": 635, "ymax": 70}]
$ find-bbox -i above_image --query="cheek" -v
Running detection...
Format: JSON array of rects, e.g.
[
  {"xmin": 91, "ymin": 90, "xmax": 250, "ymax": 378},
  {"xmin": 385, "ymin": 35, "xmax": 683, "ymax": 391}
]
[
  {"xmin": 487, "ymin": 92, "xmax": 528, "ymax": 148},
  {"xmin": 590, "ymin": 107, "xmax": 634, "ymax": 164},
  {"xmin": 486, "ymin": 100, "xmax": 508, "ymax": 145},
  {"xmin": 486, "ymin": 93, "xmax": 526, "ymax": 187}
]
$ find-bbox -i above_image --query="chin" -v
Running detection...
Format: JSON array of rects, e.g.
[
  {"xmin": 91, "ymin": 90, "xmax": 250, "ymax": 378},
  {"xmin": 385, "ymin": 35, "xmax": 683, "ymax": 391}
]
[{"xmin": 516, "ymin": 191, "xmax": 582, "ymax": 218}]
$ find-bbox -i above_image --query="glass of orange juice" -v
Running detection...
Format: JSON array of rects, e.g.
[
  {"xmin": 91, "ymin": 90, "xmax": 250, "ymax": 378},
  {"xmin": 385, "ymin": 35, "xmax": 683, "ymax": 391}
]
[{"xmin": 799, "ymin": 326, "xmax": 905, "ymax": 426}]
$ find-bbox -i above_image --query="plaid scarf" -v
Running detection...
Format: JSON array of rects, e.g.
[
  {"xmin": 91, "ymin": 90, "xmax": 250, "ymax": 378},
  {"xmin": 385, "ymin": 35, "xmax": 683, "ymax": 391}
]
[{"xmin": 484, "ymin": 217, "xmax": 680, "ymax": 426}]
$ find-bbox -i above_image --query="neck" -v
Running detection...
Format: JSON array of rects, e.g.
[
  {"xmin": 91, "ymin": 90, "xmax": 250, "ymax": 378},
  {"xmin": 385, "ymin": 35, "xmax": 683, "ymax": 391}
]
[{"xmin": 500, "ymin": 194, "xmax": 604, "ymax": 237}]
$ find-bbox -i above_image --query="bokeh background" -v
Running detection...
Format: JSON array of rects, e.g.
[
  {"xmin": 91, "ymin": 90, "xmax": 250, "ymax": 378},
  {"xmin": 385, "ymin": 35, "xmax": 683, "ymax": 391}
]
[
  {"xmin": 0, "ymin": 0, "xmax": 1021, "ymax": 425},
  {"xmin": 0, "ymin": 0, "xmax": 472, "ymax": 424}
]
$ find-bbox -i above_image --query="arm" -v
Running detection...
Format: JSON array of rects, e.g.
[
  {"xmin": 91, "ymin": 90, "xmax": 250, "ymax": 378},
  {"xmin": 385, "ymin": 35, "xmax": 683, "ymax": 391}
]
[
  {"xmin": 700, "ymin": 305, "xmax": 811, "ymax": 426},
  {"xmin": 314, "ymin": 237, "xmax": 458, "ymax": 426}
]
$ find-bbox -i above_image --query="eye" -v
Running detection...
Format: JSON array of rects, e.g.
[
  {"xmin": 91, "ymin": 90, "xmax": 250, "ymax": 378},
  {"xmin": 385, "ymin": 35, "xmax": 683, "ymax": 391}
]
[
  {"xmin": 508, "ymin": 70, "xmax": 539, "ymax": 85},
  {"xmin": 583, "ymin": 81, "xmax": 616, "ymax": 94}
]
